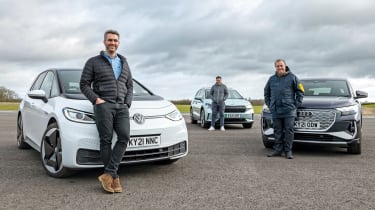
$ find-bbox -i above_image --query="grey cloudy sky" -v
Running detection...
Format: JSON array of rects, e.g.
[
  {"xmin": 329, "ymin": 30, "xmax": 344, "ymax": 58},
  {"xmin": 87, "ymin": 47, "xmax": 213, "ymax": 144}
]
[{"xmin": 1, "ymin": 0, "xmax": 375, "ymax": 101}]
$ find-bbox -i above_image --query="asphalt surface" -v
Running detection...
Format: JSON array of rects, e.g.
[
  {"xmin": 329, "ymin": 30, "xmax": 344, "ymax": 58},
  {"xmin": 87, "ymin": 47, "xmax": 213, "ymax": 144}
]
[{"xmin": 0, "ymin": 111, "xmax": 374, "ymax": 210}]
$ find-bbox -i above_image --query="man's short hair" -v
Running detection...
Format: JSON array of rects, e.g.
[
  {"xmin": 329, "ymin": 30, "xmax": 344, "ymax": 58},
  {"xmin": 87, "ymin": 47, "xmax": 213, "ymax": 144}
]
[
  {"xmin": 104, "ymin": 29, "xmax": 120, "ymax": 40},
  {"xmin": 274, "ymin": 59, "xmax": 286, "ymax": 66},
  {"xmin": 216, "ymin": 76, "xmax": 222, "ymax": 79}
]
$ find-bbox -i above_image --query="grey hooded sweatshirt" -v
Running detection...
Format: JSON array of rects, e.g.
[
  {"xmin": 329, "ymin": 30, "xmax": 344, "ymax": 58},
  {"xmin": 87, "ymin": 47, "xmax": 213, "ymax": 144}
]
[{"xmin": 210, "ymin": 83, "xmax": 228, "ymax": 104}]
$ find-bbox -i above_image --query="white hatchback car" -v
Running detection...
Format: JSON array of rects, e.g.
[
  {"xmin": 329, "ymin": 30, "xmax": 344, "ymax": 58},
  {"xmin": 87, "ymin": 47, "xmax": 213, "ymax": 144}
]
[{"xmin": 17, "ymin": 69, "xmax": 188, "ymax": 177}]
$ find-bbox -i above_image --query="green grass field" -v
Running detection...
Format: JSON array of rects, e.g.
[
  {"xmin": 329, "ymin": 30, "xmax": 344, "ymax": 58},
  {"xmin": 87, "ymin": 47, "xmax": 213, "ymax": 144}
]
[{"xmin": 0, "ymin": 102, "xmax": 19, "ymax": 111}]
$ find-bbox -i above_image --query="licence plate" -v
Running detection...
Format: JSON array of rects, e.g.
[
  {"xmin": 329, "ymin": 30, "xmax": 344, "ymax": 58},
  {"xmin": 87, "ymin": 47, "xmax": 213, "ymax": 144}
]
[
  {"xmin": 128, "ymin": 135, "xmax": 161, "ymax": 148},
  {"xmin": 225, "ymin": 113, "xmax": 240, "ymax": 118},
  {"xmin": 294, "ymin": 121, "xmax": 320, "ymax": 129}
]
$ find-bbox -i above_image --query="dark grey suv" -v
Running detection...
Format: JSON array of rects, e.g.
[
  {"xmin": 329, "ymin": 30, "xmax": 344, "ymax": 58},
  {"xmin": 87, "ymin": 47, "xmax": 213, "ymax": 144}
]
[{"xmin": 261, "ymin": 78, "xmax": 368, "ymax": 154}]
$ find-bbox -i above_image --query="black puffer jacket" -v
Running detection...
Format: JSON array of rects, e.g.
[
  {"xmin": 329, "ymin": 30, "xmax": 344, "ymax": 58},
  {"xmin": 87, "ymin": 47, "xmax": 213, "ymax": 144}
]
[{"xmin": 80, "ymin": 51, "xmax": 133, "ymax": 106}]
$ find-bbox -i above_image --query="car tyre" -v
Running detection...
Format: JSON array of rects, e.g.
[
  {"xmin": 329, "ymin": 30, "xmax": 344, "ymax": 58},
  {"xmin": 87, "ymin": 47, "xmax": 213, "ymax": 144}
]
[
  {"xmin": 40, "ymin": 122, "xmax": 73, "ymax": 178},
  {"xmin": 262, "ymin": 135, "xmax": 273, "ymax": 148},
  {"xmin": 17, "ymin": 115, "xmax": 30, "ymax": 149},
  {"xmin": 190, "ymin": 108, "xmax": 197, "ymax": 124},
  {"xmin": 242, "ymin": 123, "xmax": 253, "ymax": 129},
  {"xmin": 348, "ymin": 130, "xmax": 361, "ymax": 154},
  {"xmin": 200, "ymin": 110, "xmax": 210, "ymax": 128}
]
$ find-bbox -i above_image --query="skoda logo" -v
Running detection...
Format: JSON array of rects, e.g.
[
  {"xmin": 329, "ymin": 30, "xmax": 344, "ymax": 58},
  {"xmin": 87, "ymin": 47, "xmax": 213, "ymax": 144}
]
[{"xmin": 133, "ymin": 113, "xmax": 145, "ymax": 124}]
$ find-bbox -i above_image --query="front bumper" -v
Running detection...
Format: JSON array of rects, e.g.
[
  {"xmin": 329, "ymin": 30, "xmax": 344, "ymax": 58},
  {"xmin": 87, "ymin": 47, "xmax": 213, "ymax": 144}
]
[
  {"xmin": 261, "ymin": 115, "xmax": 361, "ymax": 147},
  {"xmin": 59, "ymin": 116, "xmax": 188, "ymax": 169}
]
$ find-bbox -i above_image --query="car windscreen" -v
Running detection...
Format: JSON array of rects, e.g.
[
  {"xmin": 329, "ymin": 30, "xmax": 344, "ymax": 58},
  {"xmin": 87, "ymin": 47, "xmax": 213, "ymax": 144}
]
[
  {"xmin": 58, "ymin": 70, "xmax": 152, "ymax": 96},
  {"xmin": 58, "ymin": 70, "xmax": 82, "ymax": 94},
  {"xmin": 205, "ymin": 89, "xmax": 243, "ymax": 99},
  {"xmin": 301, "ymin": 80, "xmax": 350, "ymax": 97}
]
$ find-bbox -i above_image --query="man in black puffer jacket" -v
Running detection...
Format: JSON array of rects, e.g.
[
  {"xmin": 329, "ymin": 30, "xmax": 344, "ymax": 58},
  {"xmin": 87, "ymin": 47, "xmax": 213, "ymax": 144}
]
[{"xmin": 80, "ymin": 29, "xmax": 133, "ymax": 193}]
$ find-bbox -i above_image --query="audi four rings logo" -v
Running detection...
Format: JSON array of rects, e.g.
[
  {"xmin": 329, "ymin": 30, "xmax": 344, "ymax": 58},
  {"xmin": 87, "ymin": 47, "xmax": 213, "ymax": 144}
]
[
  {"xmin": 297, "ymin": 111, "xmax": 313, "ymax": 117},
  {"xmin": 133, "ymin": 113, "xmax": 145, "ymax": 124}
]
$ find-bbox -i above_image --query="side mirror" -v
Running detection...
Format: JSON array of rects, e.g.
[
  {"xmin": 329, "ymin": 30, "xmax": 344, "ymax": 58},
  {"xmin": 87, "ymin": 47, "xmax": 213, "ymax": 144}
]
[
  {"xmin": 28, "ymin": 90, "xmax": 48, "ymax": 103},
  {"xmin": 354, "ymin": 90, "xmax": 368, "ymax": 99},
  {"xmin": 195, "ymin": 97, "xmax": 202, "ymax": 102}
]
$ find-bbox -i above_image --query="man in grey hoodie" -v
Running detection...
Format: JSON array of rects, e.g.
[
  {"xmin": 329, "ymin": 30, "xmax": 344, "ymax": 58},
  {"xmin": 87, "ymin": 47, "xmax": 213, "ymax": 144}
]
[{"xmin": 209, "ymin": 76, "xmax": 228, "ymax": 131}]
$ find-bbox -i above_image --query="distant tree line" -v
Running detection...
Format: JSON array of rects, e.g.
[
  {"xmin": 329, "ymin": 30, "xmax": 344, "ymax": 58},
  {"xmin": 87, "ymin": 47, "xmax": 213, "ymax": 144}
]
[{"xmin": 0, "ymin": 86, "xmax": 21, "ymax": 102}]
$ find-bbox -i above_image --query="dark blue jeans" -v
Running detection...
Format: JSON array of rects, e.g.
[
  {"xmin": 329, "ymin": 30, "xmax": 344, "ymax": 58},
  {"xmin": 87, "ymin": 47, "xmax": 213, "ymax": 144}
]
[
  {"xmin": 211, "ymin": 101, "xmax": 225, "ymax": 127},
  {"xmin": 94, "ymin": 102, "xmax": 130, "ymax": 178},
  {"xmin": 273, "ymin": 117, "xmax": 295, "ymax": 153}
]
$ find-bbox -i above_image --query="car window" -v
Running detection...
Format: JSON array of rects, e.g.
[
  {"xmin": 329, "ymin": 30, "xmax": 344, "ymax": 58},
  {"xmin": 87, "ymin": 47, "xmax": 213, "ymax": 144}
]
[
  {"xmin": 30, "ymin": 72, "xmax": 47, "ymax": 91},
  {"xmin": 58, "ymin": 70, "xmax": 82, "ymax": 94},
  {"xmin": 39, "ymin": 71, "xmax": 55, "ymax": 98},
  {"xmin": 302, "ymin": 80, "xmax": 350, "ymax": 97},
  {"xmin": 133, "ymin": 80, "xmax": 152, "ymax": 96},
  {"xmin": 205, "ymin": 90, "xmax": 210, "ymax": 99},
  {"xmin": 228, "ymin": 90, "xmax": 243, "ymax": 99},
  {"xmin": 194, "ymin": 90, "xmax": 200, "ymax": 99},
  {"xmin": 50, "ymin": 74, "xmax": 60, "ymax": 98}
]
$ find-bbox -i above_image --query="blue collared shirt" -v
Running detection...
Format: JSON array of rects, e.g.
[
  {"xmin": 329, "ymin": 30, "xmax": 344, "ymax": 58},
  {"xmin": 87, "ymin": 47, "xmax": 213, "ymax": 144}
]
[{"xmin": 103, "ymin": 52, "xmax": 123, "ymax": 80}]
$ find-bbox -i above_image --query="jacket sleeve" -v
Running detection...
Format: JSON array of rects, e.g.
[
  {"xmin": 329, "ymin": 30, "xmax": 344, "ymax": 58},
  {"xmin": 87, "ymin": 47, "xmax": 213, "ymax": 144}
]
[
  {"xmin": 223, "ymin": 85, "xmax": 228, "ymax": 101},
  {"xmin": 264, "ymin": 78, "xmax": 271, "ymax": 107},
  {"xmin": 124, "ymin": 61, "xmax": 133, "ymax": 108},
  {"xmin": 294, "ymin": 76, "xmax": 304, "ymax": 107},
  {"xmin": 210, "ymin": 86, "xmax": 214, "ymax": 100},
  {"xmin": 80, "ymin": 58, "xmax": 99, "ymax": 104}
]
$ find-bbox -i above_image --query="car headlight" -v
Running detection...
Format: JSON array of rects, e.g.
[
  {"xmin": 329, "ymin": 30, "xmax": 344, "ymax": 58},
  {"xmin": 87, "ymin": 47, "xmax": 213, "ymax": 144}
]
[
  {"xmin": 63, "ymin": 108, "xmax": 96, "ymax": 124},
  {"xmin": 205, "ymin": 102, "xmax": 211, "ymax": 109},
  {"xmin": 262, "ymin": 104, "xmax": 271, "ymax": 113},
  {"xmin": 246, "ymin": 104, "xmax": 253, "ymax": 112},
  {"xmin": 336, "ymin": 105, "xmax": 358, "ymax": 116},
  {"xmin": 165, "ymin": 110, "xmax": 183, "ymax": 121}
]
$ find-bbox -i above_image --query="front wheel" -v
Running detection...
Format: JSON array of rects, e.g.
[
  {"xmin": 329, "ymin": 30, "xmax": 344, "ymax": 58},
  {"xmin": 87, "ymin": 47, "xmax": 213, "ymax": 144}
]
[
  {"xmin": 17, "ymin": 115, "xmax": 30, "ymax": 149},
  {"xmin": 190, "ymin": 108, "xmax": 197, "ymax": 124},
  {"xmin": 348, "ymin": 130, "xmax": 362, "ymax": 154},
  {"xmin": 41, "ymin": 123, "xmax": 72, "ymax": 178},
  {"xmin": 200, "ymin": 110, "xmax": 210, "ymax": 128},
  {"xmin": 262, "ymin": 135, "xmax": 273, "ymax": 148}
]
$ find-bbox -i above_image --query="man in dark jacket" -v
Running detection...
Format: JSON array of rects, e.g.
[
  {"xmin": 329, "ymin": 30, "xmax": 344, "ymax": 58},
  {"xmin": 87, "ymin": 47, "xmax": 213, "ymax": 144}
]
[
  {"xmin": 80, "ymin": 29, "xmax": 133, "ymax": 193},
  {"xmin": 264, "ymin": 59, "xmax": 304, "ymax": 159},
  {"xmin": 209, "ymin": 76, "xmax": 228, "ymax": 131}
]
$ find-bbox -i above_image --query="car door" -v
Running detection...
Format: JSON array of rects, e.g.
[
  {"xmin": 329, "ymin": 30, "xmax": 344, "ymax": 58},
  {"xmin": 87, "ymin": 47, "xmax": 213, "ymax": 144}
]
[
  {"xmin": 22, "ymin": 72, "xmax": 47, "ymax": 141},
  {"xmin": 25, "ymin": 71, "xmax": 56, "ymax": 145},
  {"xmin": 191, "ymin": 89, "xmax": 204, "ymax": 119}
]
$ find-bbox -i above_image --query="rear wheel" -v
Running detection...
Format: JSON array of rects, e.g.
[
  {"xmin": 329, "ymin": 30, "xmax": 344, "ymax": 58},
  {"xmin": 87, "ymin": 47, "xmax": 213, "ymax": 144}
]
[
  {"xmin": 200, "ymin": 110, "xmax": 210, "ymax": 128},
  {"xmin": 41, "ymin": 122, "xmax": 72, "ymax": 178},
  {"xmin": 190, "ymin": 108, "xmax": 197, "ymax": 124},
  {"xmin": 17, "ymin": 115, "xmax": 30, "ymax": 149},
  {"xmin": 348, "ymin": 130, "xmax": 362, "ymax": 154}
]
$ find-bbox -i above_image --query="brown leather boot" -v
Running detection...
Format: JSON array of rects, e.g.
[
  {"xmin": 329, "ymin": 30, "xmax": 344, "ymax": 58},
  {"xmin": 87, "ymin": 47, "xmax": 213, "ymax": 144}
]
[
  {"xmin": 112, "ymin": 177, "xmax": 123, "ymax": 193},
  {"xmin": 98, "ymin": 173, "xmax": 114, "ymax": 193}
]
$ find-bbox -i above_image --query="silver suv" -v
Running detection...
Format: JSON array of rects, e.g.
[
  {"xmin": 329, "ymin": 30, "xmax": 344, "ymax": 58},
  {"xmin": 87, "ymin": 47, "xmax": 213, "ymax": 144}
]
[{"xmin": 190, "ymin": 87, "xmax": 254, "ymax": 128}]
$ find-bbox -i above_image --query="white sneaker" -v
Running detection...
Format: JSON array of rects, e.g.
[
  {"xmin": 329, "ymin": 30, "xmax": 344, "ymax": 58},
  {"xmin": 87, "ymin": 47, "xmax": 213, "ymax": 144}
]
[
  {"xmin": 208, "ymin": 126, "xmax": 215, "ymax": 131},
  {"xmin": 220, "ymin": 126, "xmax": 225, "ymax": 131}
]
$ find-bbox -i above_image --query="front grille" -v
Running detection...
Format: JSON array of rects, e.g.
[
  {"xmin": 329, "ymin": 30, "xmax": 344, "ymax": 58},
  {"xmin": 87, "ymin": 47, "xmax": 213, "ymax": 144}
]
[
  {"xmin": 77, "ymin": 141, "xmax": 187, "ymax": 165},
  {"xmin": 294, "ymin": 133, "xmax": 344, "ymax": 142},
  {"xmin": 225, "ymin": 106, "xmax": 246, "ymax": 113},
  {"xmin": 295, "ymin": 109, "xmax": 336, "ymax": 131}
]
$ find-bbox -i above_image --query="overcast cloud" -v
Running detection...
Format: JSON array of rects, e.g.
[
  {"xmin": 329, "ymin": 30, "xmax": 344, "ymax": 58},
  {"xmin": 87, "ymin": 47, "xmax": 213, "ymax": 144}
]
[{"xmin": 1, "ymin": 0, "xmax": 374, "ymax": 101}]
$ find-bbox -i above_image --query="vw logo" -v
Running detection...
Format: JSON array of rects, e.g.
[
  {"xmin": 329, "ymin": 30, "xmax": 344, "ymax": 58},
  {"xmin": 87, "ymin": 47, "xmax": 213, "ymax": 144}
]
[{"xmin": 133, "ymin": 113, "xmax": 145, "ymax": 124}]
